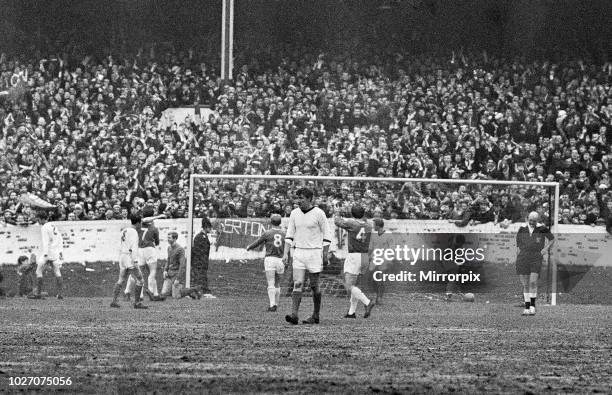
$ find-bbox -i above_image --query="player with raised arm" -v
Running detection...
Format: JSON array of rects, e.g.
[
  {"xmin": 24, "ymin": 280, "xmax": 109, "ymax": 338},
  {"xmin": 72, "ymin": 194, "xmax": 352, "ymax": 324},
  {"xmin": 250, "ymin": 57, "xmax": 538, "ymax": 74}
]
[
  {"xmin": 516, "ymin": 211, "xmax": 554, "ymax": 316},
  {"xmin": 335, "ymin": 205, "xmax": 376, "ymax": 318},
  {"xmin": 28, "ymin": 211, "xmax": 65, "ymax": 300},
  {"xmin": 283, "ymin": 187, "xmax": 332, "ymax": 325},
  {"xmin": 125, "ymin": 207, "xmax": 165, "ymax": 301},
  {"xmin": 110, "ymin": 215, "xmax": 148, "ymax": 309},
  {"xmin": 246, "ymin": 213, "xmax": 286, "ymax": 311}
]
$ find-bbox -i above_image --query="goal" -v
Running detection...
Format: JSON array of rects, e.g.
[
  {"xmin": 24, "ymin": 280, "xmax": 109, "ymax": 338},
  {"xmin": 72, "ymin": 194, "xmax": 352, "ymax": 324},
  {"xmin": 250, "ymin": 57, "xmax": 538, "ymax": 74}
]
[{"xmin": 185, "ymin": 175, "xmax": 560, "ymax": 304}]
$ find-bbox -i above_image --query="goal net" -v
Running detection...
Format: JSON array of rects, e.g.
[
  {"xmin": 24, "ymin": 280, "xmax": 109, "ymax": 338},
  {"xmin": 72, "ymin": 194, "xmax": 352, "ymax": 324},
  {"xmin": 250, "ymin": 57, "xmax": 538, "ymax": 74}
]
[{"xmin": 185, "ymin": 175, "xmax": 562, "ymax": 304}]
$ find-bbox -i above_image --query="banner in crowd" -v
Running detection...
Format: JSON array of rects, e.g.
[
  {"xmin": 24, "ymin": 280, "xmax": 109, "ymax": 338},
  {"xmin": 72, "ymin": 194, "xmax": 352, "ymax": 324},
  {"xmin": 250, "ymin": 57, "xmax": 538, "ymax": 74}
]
[
  {"xmin": 0, "ymin": 219, "xmax": 610, "ymax": 267},
  {"xmin": 215, "ymin": 218, "xmax": 270, "ymax": 249}
]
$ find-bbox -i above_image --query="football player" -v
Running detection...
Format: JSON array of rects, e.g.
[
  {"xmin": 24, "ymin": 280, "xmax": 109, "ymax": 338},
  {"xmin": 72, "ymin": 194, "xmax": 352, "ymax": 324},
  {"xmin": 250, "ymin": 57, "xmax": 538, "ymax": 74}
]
[
  {"xmin": 161, "ymin": 232, "xmax": 201, "ymax": 299},
  {"xmin": 17, "ymin": 254, "xmax": 37, "ymax": 297},
  {"xmin": 283, "ymin": 187, "xmax": 332, "ymax": 325},
  {"xmin": 334, "ymin": 205, "xmax": 376, "ymax": 318},
  {"xmin": 111, "ymin": 215, "xmax": 148, "ymax": 309},
  {"xmin": 125, "ymin": 208, "xmax": 165, "ymax": 301},
  {"xmin": 367, "ymin": 218, "xmax": 392, "ymax": 305},
  {"xmin": 246, "ymin": 213, "xmax": 286, "ymax": 311},
  {"xmin": 29, "ymin": 211, "xmax": 64, "ymax": 299}
]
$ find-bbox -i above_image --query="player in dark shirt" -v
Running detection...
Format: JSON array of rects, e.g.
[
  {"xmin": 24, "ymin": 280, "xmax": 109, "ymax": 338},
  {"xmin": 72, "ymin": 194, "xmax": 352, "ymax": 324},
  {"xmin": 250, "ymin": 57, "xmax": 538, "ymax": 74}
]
[
  {"xmin": 125, "ymin": 206, "xmax": 163, "ymax": 301},
  {"xmin": 140, "ymin": 218, "xmax": 162, "ymax": 300},
  {"xmin": 161, "ymin": 232, "xmax": 201, "ymax": 299},
  {"xmin": 334, "ymin": 205, "xmax": 376, "ymax": 319},
  {"xmin": 247, "ymin": 214, "xmax": 286, "ymax": 311},
  {"xmin": 516, "ymin": 212, "xmax": 554, "ymax": 316}
]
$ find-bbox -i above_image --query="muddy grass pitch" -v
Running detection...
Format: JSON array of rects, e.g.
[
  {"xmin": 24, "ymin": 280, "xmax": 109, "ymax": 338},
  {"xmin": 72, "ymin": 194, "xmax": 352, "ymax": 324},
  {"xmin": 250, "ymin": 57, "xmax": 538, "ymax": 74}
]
[{"xmin": 1, "ymin": 295, "xmax": 611, "ymax": 394}]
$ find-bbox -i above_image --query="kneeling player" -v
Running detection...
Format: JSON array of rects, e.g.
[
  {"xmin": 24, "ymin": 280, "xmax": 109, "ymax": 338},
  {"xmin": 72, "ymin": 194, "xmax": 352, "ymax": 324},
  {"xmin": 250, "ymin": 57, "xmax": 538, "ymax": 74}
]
[
  {"xmin": 335, "ymin": 205, "xmax": 375, "ymax": 318},
  {"xmin": 246, "ymin": 213, "xmax": 286, "ymax": 311},
  {"xmin": 111, "ymin": 215, "xmax": 148, "ymax": 309},
  {"xmin": 17, "ymin": 254, "xmax": 37, "ymax": 297},
  {"xmin": 161, "ymin": 232, "xmax": 201, "ymax": 299}
]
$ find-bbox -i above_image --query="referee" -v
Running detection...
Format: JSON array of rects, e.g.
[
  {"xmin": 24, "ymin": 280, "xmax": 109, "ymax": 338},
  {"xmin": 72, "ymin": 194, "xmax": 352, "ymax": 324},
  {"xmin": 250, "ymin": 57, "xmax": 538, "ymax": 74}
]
[
  {"xmin": 192, "ymin": 217, "xmax": 213, "ymax": 296},
  {"xmin": 515, "ymin": 212, "xmax": 554, "ymax": 316}
]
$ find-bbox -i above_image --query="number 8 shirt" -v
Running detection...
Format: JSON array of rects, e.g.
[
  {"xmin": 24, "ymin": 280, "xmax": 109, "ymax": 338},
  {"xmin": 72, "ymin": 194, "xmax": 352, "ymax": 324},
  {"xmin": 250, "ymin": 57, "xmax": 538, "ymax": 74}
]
[{"xmin": 257, "ymin": 227, "xmax": 286, "ymax": 273}]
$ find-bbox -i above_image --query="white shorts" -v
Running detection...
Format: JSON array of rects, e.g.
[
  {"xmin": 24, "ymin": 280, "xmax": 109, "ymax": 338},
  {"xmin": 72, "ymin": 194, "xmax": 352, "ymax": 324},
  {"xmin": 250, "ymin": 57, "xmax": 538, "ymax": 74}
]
[
  {"xmin": 45, "ymin": 251, "xmax": 63, "ymax": 262},
  {"xmin": 119, "ymin": 254, "xmax": 137, "ymax": 270},
  {"xmin": 36, "ymin": 256, "xmax": 63, "ymax": 276},
  {"xmin": 138, "ymin": 247, "xmax": 157, "ymax": 267},
  {"xmin": 292, "ymin": 248, "xmax": 323, "ymax": 273},
  {"xmin": 344, "ymin": 253, "xmax": 367, "ymax": 275},
  {"xmin": 264, "ymin": 256, "xmax": 285, "ymax": 274}
]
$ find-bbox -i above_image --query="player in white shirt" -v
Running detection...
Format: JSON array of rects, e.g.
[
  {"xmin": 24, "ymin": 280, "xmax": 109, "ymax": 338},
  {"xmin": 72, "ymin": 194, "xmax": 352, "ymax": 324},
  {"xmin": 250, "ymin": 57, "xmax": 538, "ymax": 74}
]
[
  {"xmin": 111, "ymin": 215, "xmax": 148, "ymax": 309},
  {"xmin": 29, "ymin": 211, "xmax": 65, "ymax": 299},
  {"xmin": 124, "ymin": 207, "xmax": 165, "ymax": 302},
  {"xmin": 283, "ymin": 188, "xmax": 332, "ymax": 325}
]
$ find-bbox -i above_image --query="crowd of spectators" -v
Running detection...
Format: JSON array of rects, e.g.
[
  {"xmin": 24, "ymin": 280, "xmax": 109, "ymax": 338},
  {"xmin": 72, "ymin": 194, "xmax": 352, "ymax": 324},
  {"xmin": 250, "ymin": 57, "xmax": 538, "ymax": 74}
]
[{"xmin": 0, "ymin": 39, "xmax": 611, "ymax": 228}]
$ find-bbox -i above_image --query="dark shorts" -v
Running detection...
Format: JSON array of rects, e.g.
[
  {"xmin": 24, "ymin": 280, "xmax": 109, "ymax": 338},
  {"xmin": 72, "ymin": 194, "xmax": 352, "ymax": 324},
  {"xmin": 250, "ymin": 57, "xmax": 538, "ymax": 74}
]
[{"xmin": 516, "ymin": 256, "xmax": 543, "ymax": 275}]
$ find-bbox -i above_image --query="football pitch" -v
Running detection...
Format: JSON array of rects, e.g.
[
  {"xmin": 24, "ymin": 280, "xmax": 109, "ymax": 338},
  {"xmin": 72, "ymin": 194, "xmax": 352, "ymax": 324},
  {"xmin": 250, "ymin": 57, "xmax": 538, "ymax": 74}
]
[{"xmin": 1, "ymin": 295, "xmax": 611, "ymax": 394}]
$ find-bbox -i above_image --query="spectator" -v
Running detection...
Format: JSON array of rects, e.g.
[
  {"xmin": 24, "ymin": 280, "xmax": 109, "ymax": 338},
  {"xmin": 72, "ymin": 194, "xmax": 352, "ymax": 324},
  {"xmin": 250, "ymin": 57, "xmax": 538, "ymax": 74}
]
[{"xmin": 0, "ymin": 36, "xmax": 610, "ymax": 227}]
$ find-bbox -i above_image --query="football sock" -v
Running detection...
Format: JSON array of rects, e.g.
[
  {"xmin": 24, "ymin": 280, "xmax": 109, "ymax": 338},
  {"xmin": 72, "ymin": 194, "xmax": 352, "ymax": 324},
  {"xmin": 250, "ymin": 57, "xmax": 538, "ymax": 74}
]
[
  {"xmin": 36, "ymin": 278, "xmax": 43, "ymax": 295},
  {"xmin": 56, "ymin": 277, "xmax": 63, "ymax": 296},
  {"xmin": 524, "ymin": 301, "xmax": 531, "ymax": 309},
  {"xmin": 112, "ymin": 283, "xmax": 122, "ymax": 303},
  {"xmin": 148, "ymin": 277, "xmax": 159, "ymax": 297},
  {"xmin": 267, "ymin": 287, "xmax": 276, "ymax": 307},
  {"xmin": 125, "ymin": 276, "xmax": 134, "ymax": 295},
  {"xmin": 348, "ymin": 294, "xmax": 358, "ymax": 315},
  {"xmin": 351, "ymin": 286, "xmax": 370, "ymax": 307},
  {"xmin": 274, "ymin": 287, "xmax": 281, "ymax": 306},
  {"xmin": 313, "ymin": 291, "xmax": 321, "ymax": 318},
  {"xmin": 530, "ymin": 297, "xmax": 536, "ymax": 308},
  {"xmin": 134, "ymin": 285, "xmax": 143, "ymax": 304},
  {"xmin": 523, "ymin": 292, "xmax": 530, "ymax": 303},
  {"xmin": 376, "ymin": 283, "xmax": 384, "ymax": 301},
  {"xmin": 291, "ymin": 291, "xmax": 302, "ymax": 316}
]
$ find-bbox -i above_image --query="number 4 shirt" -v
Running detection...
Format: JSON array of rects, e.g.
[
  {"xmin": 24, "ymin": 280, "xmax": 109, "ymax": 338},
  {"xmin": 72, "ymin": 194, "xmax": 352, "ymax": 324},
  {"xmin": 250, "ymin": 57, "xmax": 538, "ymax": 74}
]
[{"xmin": 334, "ymin": 217, "xmax": 372, "ymax": 253}]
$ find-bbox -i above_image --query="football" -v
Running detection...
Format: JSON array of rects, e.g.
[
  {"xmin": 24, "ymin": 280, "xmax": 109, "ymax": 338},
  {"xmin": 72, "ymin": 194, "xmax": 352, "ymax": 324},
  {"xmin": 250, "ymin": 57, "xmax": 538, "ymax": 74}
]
[{"xmin": 463, "ymin": 293, "xmax": 475, "ymax": 302}]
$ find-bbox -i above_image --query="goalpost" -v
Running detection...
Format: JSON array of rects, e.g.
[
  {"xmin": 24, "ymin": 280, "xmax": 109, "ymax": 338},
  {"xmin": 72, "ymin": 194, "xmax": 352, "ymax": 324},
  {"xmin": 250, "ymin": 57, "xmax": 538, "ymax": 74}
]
[{"xmin": 186, "ymin": 174, "xmax": 560, "ymax": 305}]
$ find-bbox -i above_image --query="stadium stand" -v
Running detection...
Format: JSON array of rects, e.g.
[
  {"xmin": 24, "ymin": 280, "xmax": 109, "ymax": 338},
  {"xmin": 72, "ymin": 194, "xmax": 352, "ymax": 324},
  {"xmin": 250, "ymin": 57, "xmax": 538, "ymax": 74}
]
[{"xmin": 0, "ymin": 33, "xmax": 610, "ymax": 226}]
